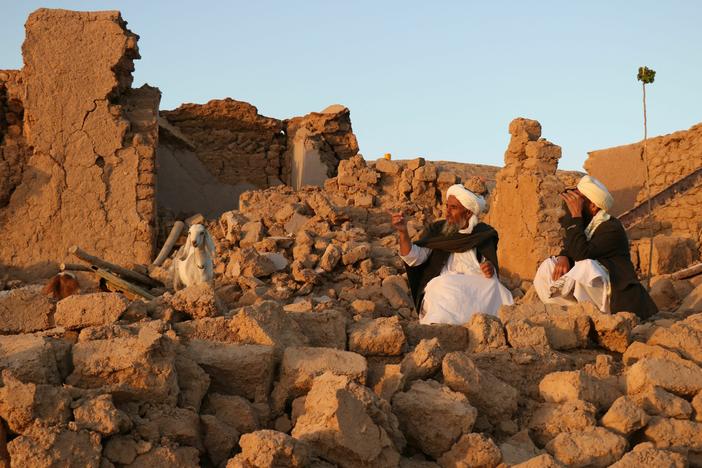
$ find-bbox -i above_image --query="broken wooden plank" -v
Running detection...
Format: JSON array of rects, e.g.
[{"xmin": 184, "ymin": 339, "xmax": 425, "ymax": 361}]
[
  {"xmin": 68, "ymin": 245, "xmax": 162, "ymax": 288},
  {"xmin": 92, "ymin": 267, "xmax": 156, "ymax": 301},
  {"xmin": 91, "ymin": 265, "xmax": 156, "ymax": 301}
]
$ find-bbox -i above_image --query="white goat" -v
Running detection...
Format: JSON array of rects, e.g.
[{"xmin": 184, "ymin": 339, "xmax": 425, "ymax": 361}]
[{"xmin": 173, "ymin": 224, "xmax": 216, "ymax": 290}]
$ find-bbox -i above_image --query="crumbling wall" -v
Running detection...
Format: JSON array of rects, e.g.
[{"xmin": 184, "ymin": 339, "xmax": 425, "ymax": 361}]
[
  {"xmin": 486, "ymin": 118, "xmax": 566, "ymax": 283},
  {"xmin": 585, "ymin": 143, "xmax": 647, "ymax": 217},
  {"xmin": 161, "ymin": 99, "xmax": 287, "ymax": 188},
  {"xmin": 0, "ymin": 9, "xmax": 160, "ymax": 277},
  {"xmin": 586, "ymin": 123, "xmax": 702, "ymax": 244},
  {"xmin": 156, "ymin": 126, "xmax": 255, "ymax": 219},
  {"xmin": 0, "ymin": 70, "xmax": 30, "ymax": 209},
  {"xmin": 285, "ymin": 104, "xmax": 359, "ymax": 189}
]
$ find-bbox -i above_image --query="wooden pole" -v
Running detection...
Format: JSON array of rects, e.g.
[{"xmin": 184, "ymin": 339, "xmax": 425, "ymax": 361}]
[
  {"xmin": 59, "ymin": 263, "xmax": 92, "ymax": 272},
  {"xmin": 671, "ymin": 262, "xmax": 702, "ymax": 281},
  {"xmin": 642, "ymin": 82, "xmax": 655, "ymax": 289},
  {"xmin": 68, "ymin": 245, "xmax": 162, "ymax": 288},
  {"xmin": 152, "ymin": 221, "xmax": 185, "ymax": 266}
]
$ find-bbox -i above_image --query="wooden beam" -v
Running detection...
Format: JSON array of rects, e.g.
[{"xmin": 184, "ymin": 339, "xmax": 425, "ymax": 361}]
[
  {"xmin": 152, "ymin": 221, "xmax": 185, "ymax": 266},
  {"xmin": 68, "ymin": 245, "xmax": 162, "ymax": 288},
  {"xmin": 671, "ymin": 262, "xmax": 702, "ymax": 280},
  {"xmin": 92, "ymin": 268, "xmax": 156, "ymax": 301},
  {"xmin": 59, "ymin": 262, "xmax": 92, "ymax": 272}
]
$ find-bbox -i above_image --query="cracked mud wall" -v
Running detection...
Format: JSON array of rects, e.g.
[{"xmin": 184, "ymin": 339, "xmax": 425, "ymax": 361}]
[
  {"xmin": 0, "ymin": 9, "xmax": 159, "ymax": 278},
  {"xmin": 486, "ymin": 118, "xmax": 566, "ymax": 282}
]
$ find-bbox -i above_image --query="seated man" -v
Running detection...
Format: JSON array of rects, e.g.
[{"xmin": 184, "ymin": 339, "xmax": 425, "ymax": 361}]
[
  {"xmin": 534, "ymin": 175, "xmax": 657, "ymax": 319},
  {"xmin": 392, "ymin": 184, "xmax": 513, "ymax": 325}
]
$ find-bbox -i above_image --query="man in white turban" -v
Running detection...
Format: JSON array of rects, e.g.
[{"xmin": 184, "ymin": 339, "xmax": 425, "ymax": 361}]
[
  {"xmin": 534, "ymin": 175, "xmax": 657, "ymax": 319},
  {"xmin": 391, "ymin": 184, "xmax": 513, "ymax": 325}
]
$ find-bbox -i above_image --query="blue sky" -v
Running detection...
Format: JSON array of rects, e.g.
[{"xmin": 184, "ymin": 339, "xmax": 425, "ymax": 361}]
[{"xmin": 1, "ymin": 1, "xmax": 700, "ymax": 170}]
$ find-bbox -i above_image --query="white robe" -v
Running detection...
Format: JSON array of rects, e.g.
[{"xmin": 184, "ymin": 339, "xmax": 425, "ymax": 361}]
[
  {"xmin": 401, "ymin": 242, "xmax": 514, "ymax": 325},
  {"xmin": 533, "ymin": 257, "xmax": 611, "ymax": 313}
]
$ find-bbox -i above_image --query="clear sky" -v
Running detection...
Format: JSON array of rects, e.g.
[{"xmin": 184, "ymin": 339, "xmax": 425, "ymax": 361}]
[{"xmin": 1, "ymin": 1, "xmax": 700, "ymax": 170}]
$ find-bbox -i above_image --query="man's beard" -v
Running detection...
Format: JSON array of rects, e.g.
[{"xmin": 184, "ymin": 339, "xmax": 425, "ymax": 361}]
[{"xmin": 441, "ymin": 220, "xmax": 461, "ymax": 236}]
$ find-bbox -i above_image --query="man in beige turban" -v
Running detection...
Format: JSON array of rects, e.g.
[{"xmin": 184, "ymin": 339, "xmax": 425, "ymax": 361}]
[
  {"xmin": 534, "ymin": 176, "xmax": 657, "ymax": 319},
  {"xmin": 391, "ymin": 184, "xmax": 513, "ymax": 325}
]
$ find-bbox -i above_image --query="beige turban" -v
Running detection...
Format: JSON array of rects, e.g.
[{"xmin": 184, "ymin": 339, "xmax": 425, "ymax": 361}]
[
  {"xmin": 577, "ymin": 175, "xmax": 614, "ymax": 211},
  {"xmin": 446, "ymin": 184, "xmax": 486, "ymax": 215}
]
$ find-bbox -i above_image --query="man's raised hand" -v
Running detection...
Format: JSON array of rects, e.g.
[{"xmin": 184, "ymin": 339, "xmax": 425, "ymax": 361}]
[
  {"xmin": 560, "ymin": 191, "xmax": 583, "ymax": 218},
  {"xmin": 391, "ymin": 211, "xmax": 408, "ymax": 233}
]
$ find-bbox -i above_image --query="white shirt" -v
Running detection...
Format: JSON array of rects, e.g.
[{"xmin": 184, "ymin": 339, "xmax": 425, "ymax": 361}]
[
  {"xmin": 398, "ymin": 226, "xmax": 514, "ymax": 325},
  {"xmin": 400, "ymin": 227, "xmax": 485, "ymax": 276}
]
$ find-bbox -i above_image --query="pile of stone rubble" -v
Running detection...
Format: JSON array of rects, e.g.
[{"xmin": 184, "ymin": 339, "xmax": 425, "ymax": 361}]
[{"xmin": 1, "ymin": 154, "xmax": 701, "ymax": 468}]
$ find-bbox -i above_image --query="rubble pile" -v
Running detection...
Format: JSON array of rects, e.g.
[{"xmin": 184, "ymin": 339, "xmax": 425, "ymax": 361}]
[{"xmin": 1, "ymin": 148, "xmax": 702, "ymax": 467}]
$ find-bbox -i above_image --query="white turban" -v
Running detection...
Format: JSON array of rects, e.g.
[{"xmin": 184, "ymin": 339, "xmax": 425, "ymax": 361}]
[
  {"xmin": 446, "ymin": 184, "xmax": 486, "ymax": 233},
  {"xmin": 446, "ymin": 184, "xmax": 486, "ymax": 215},
  {"xmin": 577, "ymin": 175, "xmax": 614, "ymax": 212}
]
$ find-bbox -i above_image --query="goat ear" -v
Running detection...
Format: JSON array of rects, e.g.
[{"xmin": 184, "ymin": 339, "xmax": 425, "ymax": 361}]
[{"xmin": 205, "ymin": 230, "xmax": 216, "ymax": 257}]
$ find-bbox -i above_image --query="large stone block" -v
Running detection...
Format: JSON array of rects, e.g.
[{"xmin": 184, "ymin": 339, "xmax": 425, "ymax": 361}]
[
  {"xmin": 0, "ymin": 285, "xmax": 54, "ymax": 334},
  {"xmin": 0, "ymin": 334, "xmax": 68, "ymax": 385},
  {"xmin": 626, "ymin": 356, "xmax": 702, "ymax": 397},
  {"xmin": 609, "ymin": 446, "xmax": 686, "ymax": 468},
  {"xmin": 438, "ymin": 433, "xmax": 502, "ymax": 468},
  {"xmin": 392, "ymin": 380, "xmax": 476, "ymax": 459},
  {"xmin": 272, "ymin": 346, "xmax": 367, "ymax": 412},
  {"xmin": 442, "ymin": 351, "xmax": 518, "ymax": 420},
  {"xmin": 226, "ymin": 430, "xmax": 309, "ymax": 468},
  {"xmin": 539, "ymin": 370, "xmax": 621, "ymax": 411},
  {"xmin": 465, "ymin": 313, "xmax": 507, "ymax": 352},
  {"xmin": 647, "ymin": 313, "xmax": 702, "ymax": 364},
  {"xmin": 292, "ymin": 373, "xmax": 403, "ymax": 467},
  {"xmin": 67, "ymin": 325, "xmax": 179, "ymax": 405},
  {"xmin": 643, "ymin": 416, "xmax": 702, "ymax": 451},
  {"xmin": 170, "ymin": 283, "xmax": 224, "ymax": 319},
  {"xmin": 286, "ymin": 308, "xmax": 347, "ymax": 349},
  {"xmin": 600, "ymin": 396, "xmax": 650, "ymax": 436},
  {"xmin": 545, "ymin": 427, "xmax": 627, "ymax": 467},
  {"xmin": 528, "ymin": 400, "xmax": 597, "ymax": 446},
  {"xmin": 0, "ymin": 370, "xmax": 72, "ymax": 433},
  {"xmin": 7, "ymin": 425, "xmax": 102, "ymax": 468},
  {"xmin": 403, "ymin": 322, "xmax": 469, "ymax": 352},
  {"xmin": 499, "ymin": 303, "xmax": 590, "ymax": 350},
  {"xmin": 184, "ymin": 339, "xmax": 276, "ymax": 402},
  {"xmin": 400, "ymin": 338, "xmax": 445, "ymax": 383},
  {"xmin": 55, "ymin": 292, "xmax": 129, "ymax": 330},
  {"xmin": 348, "ymin": 316, "xmax": 406, "ymax": 356}
]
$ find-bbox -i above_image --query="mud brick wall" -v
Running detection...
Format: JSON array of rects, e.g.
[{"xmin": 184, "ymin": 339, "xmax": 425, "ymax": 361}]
[
  {"xmin": 486, "ymin": 118, "xmax": 566, "ymax": 283},
  {"xmin": 161, "ymin": 99, "xmax": 287, "ymax": 188},
  {"xmin": 587, "ymin": 123, "xmax": 702, "ymax": 244},
  {"xmin": 0, "ymin": 9, "xmax": 160, "ymax": 278}
]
